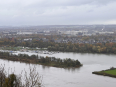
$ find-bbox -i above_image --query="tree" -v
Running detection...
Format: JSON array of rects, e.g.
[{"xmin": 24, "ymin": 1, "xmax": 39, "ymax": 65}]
[{"xmin": 0, "ymin": 65, "xmax": 43, "ymax": 87}]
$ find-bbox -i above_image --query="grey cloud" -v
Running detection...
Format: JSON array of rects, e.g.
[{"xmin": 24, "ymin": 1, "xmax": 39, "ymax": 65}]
[
  {"xmin": 0, "ymin": 0, "xmax": 116, "ymax": 25},
  {"xmin": 29, "ymin": 0, "xmax": 116, "ymax": 7}
]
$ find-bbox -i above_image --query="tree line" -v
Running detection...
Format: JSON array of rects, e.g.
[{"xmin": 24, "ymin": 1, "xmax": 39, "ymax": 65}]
[
  {"xmin": 0, "ymin": 37, "xmax": 116, "ymax": 54},
  {"xmin": 48, "ymin": 42, "xmax": 116, "ymax": 54}
]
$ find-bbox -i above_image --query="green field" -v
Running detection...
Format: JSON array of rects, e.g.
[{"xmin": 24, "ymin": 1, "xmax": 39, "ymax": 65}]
[
  {"xmin": 102, "ymin": 69, "xmax": 116, "ymax": 75},
  {"xmin": 92, "ymin": 68, "xmax": 116, "ymax": 78}
]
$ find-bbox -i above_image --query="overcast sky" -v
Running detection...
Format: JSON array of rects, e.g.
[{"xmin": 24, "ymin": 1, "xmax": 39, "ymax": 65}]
[{"xmin": 0, "ymin": 0, "xmax": 116, "ymax": 26}]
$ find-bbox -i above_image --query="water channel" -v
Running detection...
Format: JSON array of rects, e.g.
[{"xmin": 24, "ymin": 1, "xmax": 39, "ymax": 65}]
[{"xmin": 0, "ymin": 51, "xmax": 116, "ymax": 87}]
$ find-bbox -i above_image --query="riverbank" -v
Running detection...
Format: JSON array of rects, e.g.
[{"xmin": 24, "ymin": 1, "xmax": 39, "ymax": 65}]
[
  {"xmin": 92, "ymin": 67, "xmax": 116, "ymax": 78},
  {"xmin": 2, "ymin": 46, "xmax": 116, "ymax": 55}
]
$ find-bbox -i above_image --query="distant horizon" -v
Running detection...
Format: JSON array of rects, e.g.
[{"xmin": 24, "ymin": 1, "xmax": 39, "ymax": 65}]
[{"xmin": 1, "ymin": 24, "xmax": 116, "ymax": 27}]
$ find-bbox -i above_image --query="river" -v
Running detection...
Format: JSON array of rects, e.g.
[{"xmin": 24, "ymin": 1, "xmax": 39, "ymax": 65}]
[{"xmin": 0, "ymin": 51, "xmax": 116, "ymax": 87}]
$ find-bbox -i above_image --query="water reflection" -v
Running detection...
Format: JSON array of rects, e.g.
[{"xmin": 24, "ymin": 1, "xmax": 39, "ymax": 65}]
[
  {"xmin": 42, "ymin": 65, "xmax": 50, "ymax": 70},
  {"xmin": 64, "ymin": 67, "xmax": 82, "ymax": 73}
]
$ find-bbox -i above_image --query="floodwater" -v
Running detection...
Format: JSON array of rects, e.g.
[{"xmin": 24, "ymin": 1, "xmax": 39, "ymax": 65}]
[{"xmin": 0, "ymin": 51, "xmax": 116, "ymax": 87}]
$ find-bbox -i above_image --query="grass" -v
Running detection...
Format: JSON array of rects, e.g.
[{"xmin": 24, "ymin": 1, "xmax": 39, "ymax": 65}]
[
  {"xmin": 102, "ymin": 69, "xmax": 116, "ymax": 75},
  {"xmin": 0, "ymin": 46, "xmax": 47, "ymax": 51},
  {"xmin": 0, "ymin": 46, "xmax": 22, "ymax": 51},
  {"xmin": 92, "ymin": 68, "xmax": 116, "ymax": 78}
]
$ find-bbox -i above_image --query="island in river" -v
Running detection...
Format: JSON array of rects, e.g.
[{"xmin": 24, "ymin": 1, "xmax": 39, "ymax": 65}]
[{"xmin": 0, "ymin": 51, "xmax": 82, "ymax": 68}]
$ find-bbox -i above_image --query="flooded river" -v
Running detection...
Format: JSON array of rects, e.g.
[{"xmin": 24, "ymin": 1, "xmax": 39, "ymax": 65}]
[{"xmin": 0, "ymin": 52, "xmax": 116, "ymax": 87}]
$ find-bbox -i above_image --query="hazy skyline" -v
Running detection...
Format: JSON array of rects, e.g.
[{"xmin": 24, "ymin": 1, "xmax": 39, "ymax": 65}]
[{"xmin": 0, "ymin": 0, "xmax": 116, "ymax": 26}]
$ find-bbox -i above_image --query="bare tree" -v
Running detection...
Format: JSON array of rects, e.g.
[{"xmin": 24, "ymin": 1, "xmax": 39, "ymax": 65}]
[
  {"xmin": 21, "ymin": 66, "xmax": 43, "ymax": 87},
  {"xmin": 0, "ymin": 65, "xmax": 43, "ymax": 87},
  {"xmin": 0, "ymin": 64, "xmax": 6, "ymax": 87}
]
